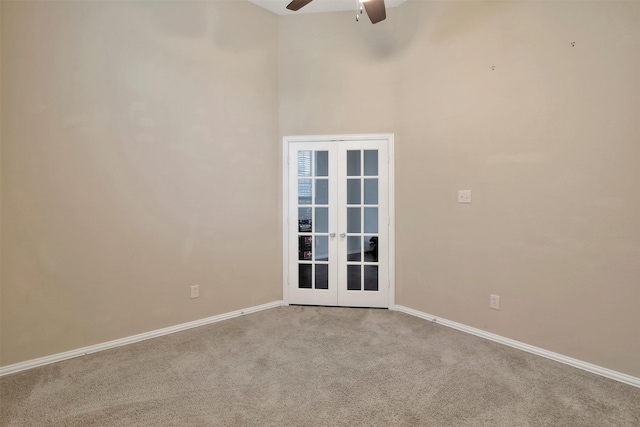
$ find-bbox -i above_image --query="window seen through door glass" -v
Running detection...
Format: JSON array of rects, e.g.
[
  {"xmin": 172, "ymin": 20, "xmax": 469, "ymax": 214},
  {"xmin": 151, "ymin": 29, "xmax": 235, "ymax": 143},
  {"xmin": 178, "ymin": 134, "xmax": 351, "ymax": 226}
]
[
  {"xmin": 298, "ymin": 151, "xmax": 312, "ymax": 176},
  {"xmin": 298, "ymin": 179, "xmax": 311, "ymax": 205}
]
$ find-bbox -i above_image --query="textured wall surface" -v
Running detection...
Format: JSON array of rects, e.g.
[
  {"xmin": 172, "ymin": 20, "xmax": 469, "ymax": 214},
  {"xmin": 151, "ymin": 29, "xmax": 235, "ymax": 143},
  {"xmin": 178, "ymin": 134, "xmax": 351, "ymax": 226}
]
[
  {"xmin": 2, "ymin": 0, "xmax": 638, "ymax": 378},
  {"xmin": 279, "ymin": 1, "xmax": 639, "ymax": 377},
  {"xmin": 1, "ymin": 0, "xmax": 281, "ymax": 366}
]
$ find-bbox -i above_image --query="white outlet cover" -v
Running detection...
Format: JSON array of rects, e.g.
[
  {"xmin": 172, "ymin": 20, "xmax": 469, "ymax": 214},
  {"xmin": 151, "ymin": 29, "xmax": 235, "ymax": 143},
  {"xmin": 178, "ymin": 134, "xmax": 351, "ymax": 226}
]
[
  {"xmin": 490, "ymin": 294, "xmax": 500, "ymax": 310},
  {"xmin": 458, "ymin": 190, "xmax": 472, "ymax": 204}
]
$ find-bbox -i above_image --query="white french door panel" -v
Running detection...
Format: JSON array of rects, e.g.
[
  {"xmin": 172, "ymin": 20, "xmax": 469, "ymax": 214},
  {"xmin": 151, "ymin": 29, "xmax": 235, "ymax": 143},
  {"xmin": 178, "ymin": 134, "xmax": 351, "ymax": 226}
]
[
  {"xmin": 287, "ymin": 142, "xmax": 339, "ymax": 306},
  {"xmin": 336, "ymin": 139, "xmax": 389, "ymax": 308},
  {"xmin": 284, "ymin": 134, "xmax": 394, "ymax": 308}
]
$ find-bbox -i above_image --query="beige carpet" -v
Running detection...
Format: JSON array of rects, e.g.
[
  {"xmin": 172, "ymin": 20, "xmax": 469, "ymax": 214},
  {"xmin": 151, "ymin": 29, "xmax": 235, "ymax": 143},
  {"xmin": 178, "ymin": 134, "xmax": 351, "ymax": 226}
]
[{"xmin": 1, "ymin": 306, "xmax": 639, "ymax": 426}]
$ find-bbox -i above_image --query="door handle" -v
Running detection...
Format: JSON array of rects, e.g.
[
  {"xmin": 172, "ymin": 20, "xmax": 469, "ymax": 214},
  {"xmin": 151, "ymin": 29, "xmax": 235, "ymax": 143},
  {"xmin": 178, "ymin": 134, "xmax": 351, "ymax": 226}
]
[
  {"xmin": 330, "ymin": 232, "xmax": 336, "ymax": 238},
  {"xmin": 340, "ymin": 233, "xmax": 346, "ymax": 238}
]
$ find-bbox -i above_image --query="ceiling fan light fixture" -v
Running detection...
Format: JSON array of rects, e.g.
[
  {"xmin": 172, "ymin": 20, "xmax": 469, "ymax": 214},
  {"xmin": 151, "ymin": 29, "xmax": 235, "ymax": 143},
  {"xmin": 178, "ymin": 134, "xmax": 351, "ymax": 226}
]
[{"xmin": 287, "ymin": 0, "xmax": 386, "ymax": 24}]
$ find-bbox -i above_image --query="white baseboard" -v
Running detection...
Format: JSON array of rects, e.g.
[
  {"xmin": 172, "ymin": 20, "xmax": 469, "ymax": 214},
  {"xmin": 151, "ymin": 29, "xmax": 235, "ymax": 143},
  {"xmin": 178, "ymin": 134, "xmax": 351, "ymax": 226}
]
[
  {"xmin": 392, "ymin": 305, "xmax": 640, "ymax": 388},
  {"xmin": 4, "ymin": 301, "xmax": 637, "ymax": 388},
  {"xmin": 0, "ymin": 300, "xmax": 285, "ymax": 377}
]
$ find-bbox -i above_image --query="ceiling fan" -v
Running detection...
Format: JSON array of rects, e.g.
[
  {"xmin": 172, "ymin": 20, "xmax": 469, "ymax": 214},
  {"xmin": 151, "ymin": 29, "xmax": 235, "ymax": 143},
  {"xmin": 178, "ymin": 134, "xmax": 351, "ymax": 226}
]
[{"xmin": 286, "ymin": 0, "xmax": 387, "ymax": 24}]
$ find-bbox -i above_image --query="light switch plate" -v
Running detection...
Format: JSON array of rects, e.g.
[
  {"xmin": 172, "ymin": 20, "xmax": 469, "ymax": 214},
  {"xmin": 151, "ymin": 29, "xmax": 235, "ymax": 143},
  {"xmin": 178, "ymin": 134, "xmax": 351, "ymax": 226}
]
[{"xmin": 458, "ymin": 190, "xmax": 472, "ymax": 204}]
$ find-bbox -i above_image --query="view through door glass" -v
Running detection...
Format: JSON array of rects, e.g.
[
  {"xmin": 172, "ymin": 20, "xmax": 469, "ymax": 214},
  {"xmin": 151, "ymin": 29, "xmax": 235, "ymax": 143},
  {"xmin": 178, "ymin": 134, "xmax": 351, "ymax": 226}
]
[
  {"xmin": 346, "ymin": 149, "xmax": 379, "ymax": 292},
  {"xmin": 288, "ymin": 138, "xmax": 389, "ymax": 308},
  {"xmin": 297, "ymin": 150, "xmax": 330, "ymax": 290}
]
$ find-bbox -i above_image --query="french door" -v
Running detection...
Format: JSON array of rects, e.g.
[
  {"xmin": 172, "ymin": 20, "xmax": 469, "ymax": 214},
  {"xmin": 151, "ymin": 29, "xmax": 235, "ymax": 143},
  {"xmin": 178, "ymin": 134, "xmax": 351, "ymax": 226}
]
[{"xmin": 284, "ymin": 135, "xmax": 393, "ymax": 308}]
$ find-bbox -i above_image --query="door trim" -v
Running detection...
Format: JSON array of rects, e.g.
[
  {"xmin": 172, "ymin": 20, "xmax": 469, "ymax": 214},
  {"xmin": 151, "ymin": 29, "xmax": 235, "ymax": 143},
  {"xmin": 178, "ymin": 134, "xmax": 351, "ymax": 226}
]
[{"xmin": 282, "ymin": 134, "xmax": 395, "ymax": 308}]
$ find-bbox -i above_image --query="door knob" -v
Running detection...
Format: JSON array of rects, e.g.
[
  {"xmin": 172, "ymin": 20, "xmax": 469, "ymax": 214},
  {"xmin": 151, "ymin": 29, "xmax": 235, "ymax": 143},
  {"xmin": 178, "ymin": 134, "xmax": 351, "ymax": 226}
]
[
  {"xmin": 340, "ymin": 233, "xmax": 346, "ymax": 238},
  {"xmin": 330, "ymin": 232, "xmax": 336, "ymax": 238}
]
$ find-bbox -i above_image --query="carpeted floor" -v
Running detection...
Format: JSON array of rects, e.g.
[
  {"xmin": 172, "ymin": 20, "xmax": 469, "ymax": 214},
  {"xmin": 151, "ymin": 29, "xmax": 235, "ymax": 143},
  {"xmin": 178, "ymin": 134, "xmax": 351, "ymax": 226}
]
[{"xmin": 1, "ymin": 306, "xmax": 639, "ymax": 426}]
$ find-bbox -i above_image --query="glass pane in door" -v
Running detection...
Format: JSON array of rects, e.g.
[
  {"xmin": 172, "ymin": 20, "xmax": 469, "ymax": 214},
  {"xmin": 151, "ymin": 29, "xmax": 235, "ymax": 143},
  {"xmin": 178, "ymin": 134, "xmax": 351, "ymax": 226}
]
[
  {"xmin": 347, "ymin": 236, "xmax": 361, "ymax": 261},
  {"xmin": 364, "ymin": 265, "xmax": 378, "ymax": 291},
  {"xmin": 315, "ymin": 180, "xmax": 329, "ymax": 204},
  {"xmin": 315, "ymin": 264, "xmax": 329, "ymax": 290},
  {"xmin": 364, "ymin": 150, "xmax": 378, "ymax": 176},
  {"xmin": 364, "ymin": 236, "xmax": 378, "ymax": 262},
  {"xmin": 347, "ymin": 208, "xmax": 361, "ymax": 233},
  {"xmin": 298, "ymin": 208, "xmax": 312, "ymax": 232},
  {"xmin": 299, "ymin": 236, "xmax": 312, "ymax": 260},
  {"xmin": 298, "ymin": 180, "xmax": 312, "ymax": 205},
  {"xmin": 298, "ymin": 151, "xmax": 312, "ymax": 177},
  {"xmin": 347, "ymin": 151, "xmax": 361, "ymax": 176},
  {"xmin": 299, "ymin": 264, "xmax": 312, "ymax": 289},
  {"xmin": 364, "ymin": 179, "xmax": 378, "ymax": 204},
  {"xmin": 364, "ymin": 208, "xmax": 378, "ymax": 233},
  {"xmin": 348, "ymin": 265, "xmax": 361, "ymax": 290},
  {"xmin": 347, "ymin": 179, "xmax": 361, "ymax": 204},
  {"xmin": 315, "ymin": 151, "xmax": 328, "ymax": 176},
  {"xmin": 315, "ymin": 208, "xmax": 328, "ymax": 233},
  {"xmin": 315, "ymin": 236, "xmax": 328, "ymax": 261}
]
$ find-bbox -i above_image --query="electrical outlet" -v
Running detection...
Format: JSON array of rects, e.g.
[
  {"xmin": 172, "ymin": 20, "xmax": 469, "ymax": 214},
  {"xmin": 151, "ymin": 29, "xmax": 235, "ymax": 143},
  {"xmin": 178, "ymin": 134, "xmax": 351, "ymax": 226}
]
[
  {"xmin": 490, "ymin": 294, "xmax": 500, "ymax": 310},
  {"xmin": 190, "ymin": 285, "xmax": 199, "ymax": 299},
  {"xmin": 458, "ymin": 190, "xmax": 472, "ymax": 204}
]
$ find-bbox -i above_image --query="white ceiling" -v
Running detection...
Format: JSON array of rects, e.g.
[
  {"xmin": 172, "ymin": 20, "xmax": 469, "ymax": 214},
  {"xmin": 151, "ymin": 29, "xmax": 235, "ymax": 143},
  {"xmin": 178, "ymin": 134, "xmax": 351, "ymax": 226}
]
[{"xmin": 248, "ymin": 0, "xmax": 407, "ymax": 16}]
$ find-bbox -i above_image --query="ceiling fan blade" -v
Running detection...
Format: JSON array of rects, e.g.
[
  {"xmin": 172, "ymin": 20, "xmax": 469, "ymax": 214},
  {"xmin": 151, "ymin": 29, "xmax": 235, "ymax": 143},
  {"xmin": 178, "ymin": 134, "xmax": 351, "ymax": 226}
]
[
  {"xmin": 286, "ymin": 0, "xmax": 314, "ymax": 11},
  {"xmin": 363, "ymin": 0, "xmax": 386, "ymax": 24}
]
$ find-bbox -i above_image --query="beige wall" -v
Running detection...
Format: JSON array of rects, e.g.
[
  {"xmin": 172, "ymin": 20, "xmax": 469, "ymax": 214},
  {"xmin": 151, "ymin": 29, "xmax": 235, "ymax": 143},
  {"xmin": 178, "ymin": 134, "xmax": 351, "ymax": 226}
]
[
  {"xmin": 279, "ymin": 1, "xmax": 639, "ymax": 377},
  {"xmin": 0, "ymin": 0, "xmax": 281, "ymax": 366},
  {"xmin": 2, "ymin": 0, "xmax": 638, "ymax": 379}
]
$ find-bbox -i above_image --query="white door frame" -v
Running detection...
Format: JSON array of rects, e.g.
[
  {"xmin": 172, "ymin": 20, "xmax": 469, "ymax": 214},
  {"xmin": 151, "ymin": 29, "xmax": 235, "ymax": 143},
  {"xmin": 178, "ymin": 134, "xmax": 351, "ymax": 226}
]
[{"xmin": 282, "ymin": 133, "xmax": 395, "ymax": 307}]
